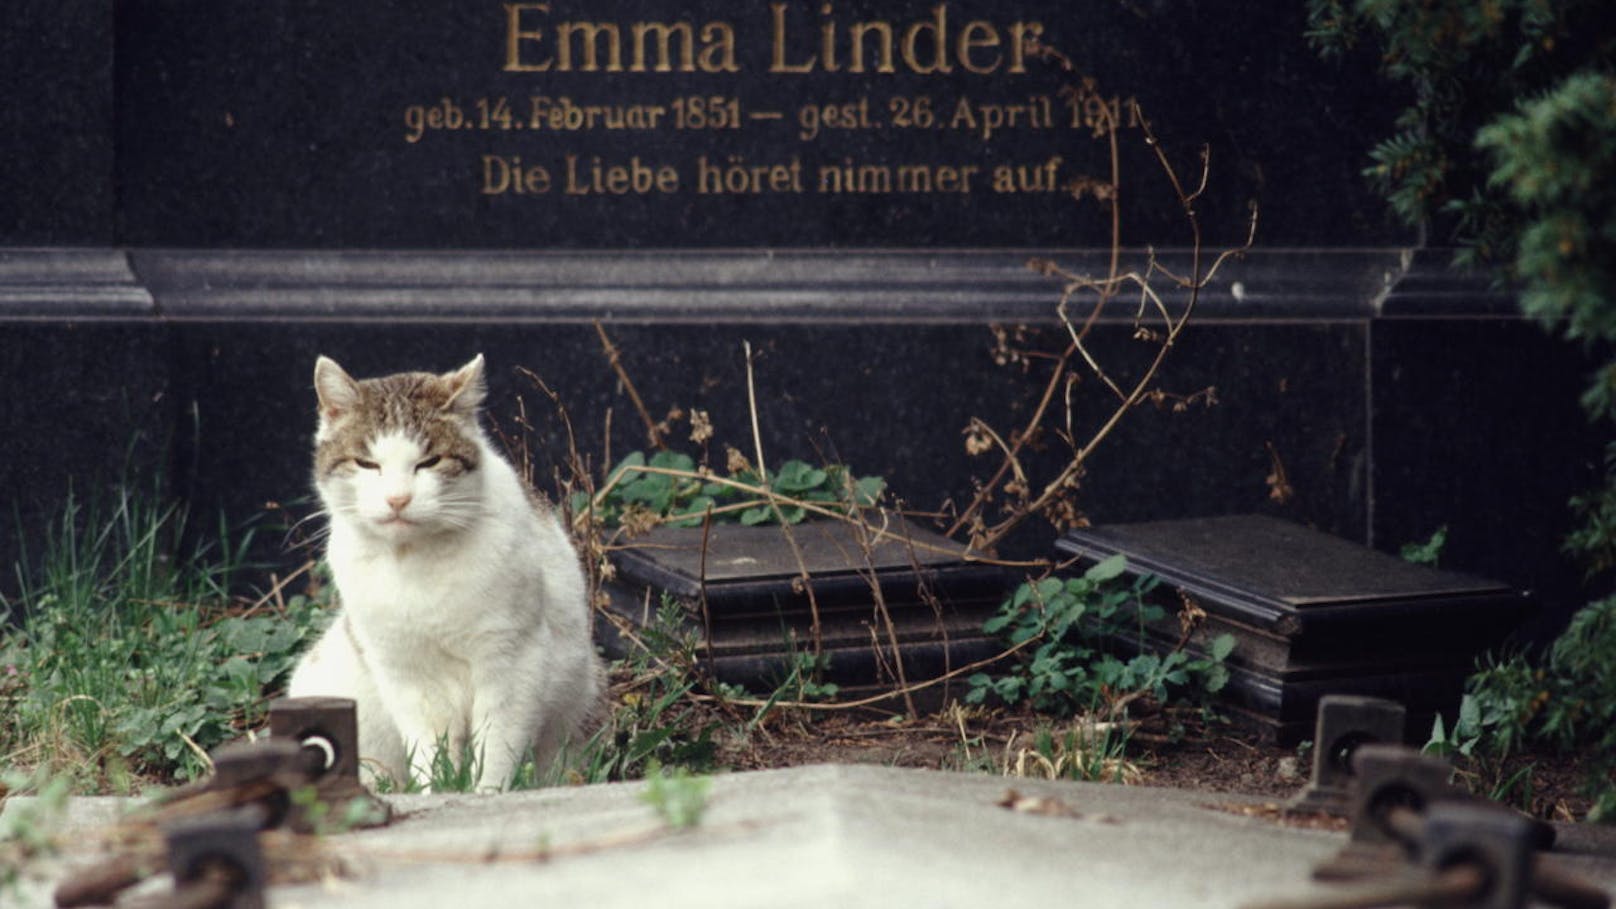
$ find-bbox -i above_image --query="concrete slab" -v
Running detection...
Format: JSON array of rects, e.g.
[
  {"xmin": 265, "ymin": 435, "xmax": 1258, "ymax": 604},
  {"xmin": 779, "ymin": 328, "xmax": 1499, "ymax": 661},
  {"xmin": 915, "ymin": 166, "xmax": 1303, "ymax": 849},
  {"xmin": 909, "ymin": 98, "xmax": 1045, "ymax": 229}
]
[{"xmin": 7, "ymin": 765, "xmax": 1615, "ymax": 908}]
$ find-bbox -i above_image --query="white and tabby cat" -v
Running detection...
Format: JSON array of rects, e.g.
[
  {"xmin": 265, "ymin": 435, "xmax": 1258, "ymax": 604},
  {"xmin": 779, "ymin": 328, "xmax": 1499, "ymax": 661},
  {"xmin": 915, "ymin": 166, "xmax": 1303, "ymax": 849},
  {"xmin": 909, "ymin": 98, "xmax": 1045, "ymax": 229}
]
[{"xmin": 288, "ymin": 354, "xmax": 603, "ymax": 791}]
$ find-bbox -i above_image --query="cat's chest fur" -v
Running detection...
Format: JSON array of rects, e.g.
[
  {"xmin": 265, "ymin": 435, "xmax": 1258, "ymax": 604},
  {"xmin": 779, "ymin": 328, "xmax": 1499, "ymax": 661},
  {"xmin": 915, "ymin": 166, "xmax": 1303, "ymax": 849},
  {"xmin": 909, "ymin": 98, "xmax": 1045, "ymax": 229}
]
[{"xmin": 327, "ymin": 470, "xmax": 539, "ymax": 650}]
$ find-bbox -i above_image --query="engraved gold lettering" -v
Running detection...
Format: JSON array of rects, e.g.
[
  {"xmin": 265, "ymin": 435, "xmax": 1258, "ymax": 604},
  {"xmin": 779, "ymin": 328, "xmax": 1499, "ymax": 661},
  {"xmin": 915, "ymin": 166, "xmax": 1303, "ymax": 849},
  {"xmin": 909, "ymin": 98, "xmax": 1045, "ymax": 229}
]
[
  {"xmin": 901, "ymin": 5, "xmax": 951, "ymax": 75},
  {"xmin": 481, "ymin": 155, "xmax": 552, "ymax": 194},
  {"xmin": 697, "ymin": 154, "xmax": 805, "ymax": 194},
  {"xmin": 819, "ymin": 3, "xmax": 839, "ymax": 73},
  {"xmin": 817, "ymin": 159, "xmax": 977, "ymax": 193},
  {"xmin": 770, "ymin": 2, "xmax": 816, "ymax": 73},
  {"xmin": 797, "ymin": 98, "xmax": 875, "ymax": 141},
  {"xmin": 555, "ymin": 21, "xmax": 623, "ymax": 72},
  {"xmin": 991, "ymin": 156, "xmax": 1063, "ymax": 192},
  {"xmin": 616, "ymin": 22, "xmax": 739, "ymax": 73},
  {"xmin": 564, "ymin": 155, "xmax": 679, "ymax": 194},
  {"xmin": 956, "ymin": 20, "xmax": 1000, "ymax": 74},
  {"xmin": 1006, "ymin": 21, "xmax": 1041, "ymax": 74},
  {"xmin": 848, "ymin": 20, "xmax": 894, "ymax": 73},
  {"xmin": 631, "ymin": 22, "xmax": 693, "ymax": 72},
  {"xmin": 503, "ymin": 3, "xmax": 551, "ymax": 72},
  {"xmin": 511, "ymin": 3, "xmax": 1038, "ymax": 77},
  {"xmin": 697, "ymin": 23, "xmax": 740, "ymax": 73}
]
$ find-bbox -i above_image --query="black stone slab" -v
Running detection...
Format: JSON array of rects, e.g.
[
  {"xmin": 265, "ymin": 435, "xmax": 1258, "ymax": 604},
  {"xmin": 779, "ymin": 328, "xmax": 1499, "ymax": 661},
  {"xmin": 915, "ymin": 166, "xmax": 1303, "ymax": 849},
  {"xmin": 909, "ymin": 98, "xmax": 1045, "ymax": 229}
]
[
  {"xmin": 601, "ymin": 521, "xmax": 1009, "ymax": 701},
  {"xmin": 0, "ymin": 2, "xmax": 115, "ymax": 245},
  {"xmin": 0, "ymin": 250, "xmax": 152, "ymax": 318},
  {"xmin": 135, "ymin": 308, "xmax": 1379, "ymax": 574},
  {"xmin": 0, "ymin": 321, "xmax": 176, "ymax": 603},
  {"xmin": 1, "ymin": 248, "xmax": 1601, "ymax": 659},
  {"xmin": 112, "ymin": 0, "xmax": 1404, "ymax": 248},
  {"xmin": 1056, "ymin": 515, "xmax": 1529, "ymax": 742},
  {"xmin": 126, "ymin": 247, "xmax": 1401, "ymax": 322}
]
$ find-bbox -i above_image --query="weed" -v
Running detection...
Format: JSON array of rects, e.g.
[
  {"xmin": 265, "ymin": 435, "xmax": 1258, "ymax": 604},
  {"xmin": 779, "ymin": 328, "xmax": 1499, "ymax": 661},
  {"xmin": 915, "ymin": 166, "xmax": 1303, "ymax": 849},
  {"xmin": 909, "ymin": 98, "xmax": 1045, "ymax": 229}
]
[
  {"xmin": 0, "ymin": 768, "xmax": 72, "ymax": 898},
  {"xmin": 1400, "ymin": 526, "xmax": 1448, "ymax": 566},
  {"xmin": 0, "ymin": 483, "xmax": 325, "ymax": 788},
  {"xmin": 767, "ymin": 646, "xmax": 840, "ymax": 705},
  {"xmin": 639, "ymin": 761, "xmax": 711, "ymax": 829},
  {"xmin": 576, "ymin": 599, "xmax": 724, "ymax": 783},
  {"xmin": 965, "ymin": 555, "xmax": 1234, "ymax": 720},
  {"xmin": 577, "ymin": 449, "xmax": 884, "ymax": 531},
  {"xmin": 286, "ymin": 785, "xmax": 391, "ymax": 835},
  {"xmin": 373, "ymin": 735, "xmax": 490, "ymax": 794},
  {"xmin": 1426, "ymin": 595, "xmax": 1616, "ymax": 820},
  {"xmin": 1008, "ymin": 724, "xmax": 1141, "ymax": 784},
  {"xmin": 341, "ymin": 598, "xmax": 736, "ymax": 793}
]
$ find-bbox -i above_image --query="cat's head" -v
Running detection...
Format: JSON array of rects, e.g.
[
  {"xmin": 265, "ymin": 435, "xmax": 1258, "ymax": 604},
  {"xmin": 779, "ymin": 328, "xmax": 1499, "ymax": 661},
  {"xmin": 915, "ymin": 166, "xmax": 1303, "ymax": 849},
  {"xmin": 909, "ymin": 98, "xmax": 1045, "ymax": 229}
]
[{"xmin": 311, "ymin": 354, "xmax": 489, "ymax": 543}]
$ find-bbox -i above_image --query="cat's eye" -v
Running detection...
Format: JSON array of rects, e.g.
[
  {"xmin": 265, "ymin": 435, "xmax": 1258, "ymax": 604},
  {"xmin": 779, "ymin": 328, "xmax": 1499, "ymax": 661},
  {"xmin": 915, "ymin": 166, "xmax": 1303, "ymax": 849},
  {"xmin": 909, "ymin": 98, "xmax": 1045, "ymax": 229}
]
[
  {"xmin": 415, "ymin": 455, "xmax": 442, "ymax": 471},
  {"xmin": 353, "ymin": 458, "xmax": 380, "ymax": 471}
]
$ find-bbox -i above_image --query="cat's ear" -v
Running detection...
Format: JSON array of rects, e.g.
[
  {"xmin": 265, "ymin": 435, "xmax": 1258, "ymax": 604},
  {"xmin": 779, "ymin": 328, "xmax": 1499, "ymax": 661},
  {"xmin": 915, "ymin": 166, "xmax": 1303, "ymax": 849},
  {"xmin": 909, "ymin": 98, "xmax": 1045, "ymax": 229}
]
[
  {"xmin": 441, "ymin": 354, "xmax": 487, "ymax": 417},
  {"xmin": 314, "ymin": 356, "xmax": 361, "ymax": 424}
]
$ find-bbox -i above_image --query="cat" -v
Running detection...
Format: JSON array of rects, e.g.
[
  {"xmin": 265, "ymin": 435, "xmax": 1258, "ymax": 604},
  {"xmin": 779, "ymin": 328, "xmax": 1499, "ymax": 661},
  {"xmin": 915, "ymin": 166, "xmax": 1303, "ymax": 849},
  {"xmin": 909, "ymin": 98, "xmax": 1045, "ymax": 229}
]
[{"xmin": 288, "ymin": 354, "xmax": 603, "ymax": 791}]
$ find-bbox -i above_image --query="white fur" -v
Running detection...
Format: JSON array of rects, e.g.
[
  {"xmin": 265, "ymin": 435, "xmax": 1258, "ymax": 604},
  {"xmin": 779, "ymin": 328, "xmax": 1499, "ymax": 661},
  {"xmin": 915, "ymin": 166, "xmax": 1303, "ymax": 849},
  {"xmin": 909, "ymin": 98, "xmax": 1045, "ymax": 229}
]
[{"xmin": 289, "ymin": 356, "xmax": 602, "ymax": 791}]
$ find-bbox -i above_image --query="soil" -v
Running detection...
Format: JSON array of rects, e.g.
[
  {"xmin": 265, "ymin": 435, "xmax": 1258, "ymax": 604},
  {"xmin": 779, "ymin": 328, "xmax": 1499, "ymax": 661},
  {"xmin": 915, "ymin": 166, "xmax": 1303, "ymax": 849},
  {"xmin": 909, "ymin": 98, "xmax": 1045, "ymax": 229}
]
[{"xmin": 704, "ymin": 703, "xmax": 1602, "ymax": 823}]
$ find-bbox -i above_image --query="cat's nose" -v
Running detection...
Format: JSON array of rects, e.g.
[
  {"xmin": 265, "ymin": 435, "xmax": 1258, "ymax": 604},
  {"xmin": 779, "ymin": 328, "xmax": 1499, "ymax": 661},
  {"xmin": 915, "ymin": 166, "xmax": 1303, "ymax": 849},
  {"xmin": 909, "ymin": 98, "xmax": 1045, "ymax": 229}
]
[{"xmin": 386, "ymin": 492, "xmax": 413, "ymax": 513}]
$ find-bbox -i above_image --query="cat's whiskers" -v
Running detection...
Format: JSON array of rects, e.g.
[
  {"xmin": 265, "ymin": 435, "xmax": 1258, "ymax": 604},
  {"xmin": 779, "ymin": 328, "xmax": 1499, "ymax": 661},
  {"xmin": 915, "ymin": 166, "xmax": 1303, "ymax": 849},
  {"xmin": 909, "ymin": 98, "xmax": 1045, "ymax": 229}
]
[{"xmin": 281, "ymin": 509, "xmax": 336, "ymax": 553}]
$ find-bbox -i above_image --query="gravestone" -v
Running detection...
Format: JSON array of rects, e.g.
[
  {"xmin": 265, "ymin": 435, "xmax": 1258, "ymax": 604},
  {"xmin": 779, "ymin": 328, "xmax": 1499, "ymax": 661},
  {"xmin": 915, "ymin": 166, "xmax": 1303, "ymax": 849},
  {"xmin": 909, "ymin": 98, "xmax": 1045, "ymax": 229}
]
[
  {"xmin": 1056, "ymin": 515, "xmax": 1531, "ymax": 743},
  {"xmin": 0, "ymin": 1, "xmax": 1601, "ymax": 655},
  {"xmin": 602, "ymin": 520, "xmax": 1008, "ymax": 705},
  {"xmin": 110, "ymin": 0, "xmax": 1390, "ymax": 248}
]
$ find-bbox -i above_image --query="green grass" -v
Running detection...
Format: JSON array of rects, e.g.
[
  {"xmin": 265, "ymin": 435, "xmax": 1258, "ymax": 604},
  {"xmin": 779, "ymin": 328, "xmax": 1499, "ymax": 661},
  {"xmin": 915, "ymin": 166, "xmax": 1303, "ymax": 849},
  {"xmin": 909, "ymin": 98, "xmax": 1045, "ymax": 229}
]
[
  {"xmin": 1, "ymin": 481, "xmax": 324, "ymax": 790},
  {"xmin": 0, "ymin": 474, "xmax": 739, "ymax": 799}
]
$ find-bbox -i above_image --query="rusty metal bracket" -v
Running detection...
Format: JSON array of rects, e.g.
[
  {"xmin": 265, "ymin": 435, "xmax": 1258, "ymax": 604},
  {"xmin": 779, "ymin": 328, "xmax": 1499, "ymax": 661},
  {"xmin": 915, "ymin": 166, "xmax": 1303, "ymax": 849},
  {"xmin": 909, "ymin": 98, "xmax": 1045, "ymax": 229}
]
[
  {"xmin": 1307, "ymin": 743, "xmax": 1468, "ymax": 882},
  {"xmin": 268, "ymin": 697, "xmax": 360, "ymax": 785},
  {"xmin": 1346, "ymin": 744, "xmax": 1458, "ymax": 848},
  {"xmin": 1289, "ymin": 695, "xmax": 1406, "ymax": 816},
  {"xmin": 1418, "ymin": 801, "xmax": 1534, "ymax": 909},
  {"xmin": 156, "ymin": 806, "xmax": 268, "ymax": 909},
  {"xmin": 1252, "ymin": 795, "xmax": 1611, "ymax": 909},
  {"xmin": 1280, "ymin": 744, "xmax": 1604, "ymax": 909},
  {"xmin": 53, "ymin": 700, "xmax": 389, "ymax": 906},
  {"xmin": 267, "ymin": 696, "xmax": 391, "ymax": 831}
]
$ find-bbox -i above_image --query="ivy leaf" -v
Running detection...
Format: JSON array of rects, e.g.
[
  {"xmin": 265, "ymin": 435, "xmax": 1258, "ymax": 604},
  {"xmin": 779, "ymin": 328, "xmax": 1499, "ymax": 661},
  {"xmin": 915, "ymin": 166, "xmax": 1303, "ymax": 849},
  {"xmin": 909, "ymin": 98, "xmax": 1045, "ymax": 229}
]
[
  {"xmin": 1084, "ymin": 554, "xmax": 1129, "ymax": 583},
  {"xmin": 855, "ymin": 476, "xmax": 885, "ymax": 503},
  {"xmin": 772, "ymin": 460, "xmax": 827, "ymax": 493}
]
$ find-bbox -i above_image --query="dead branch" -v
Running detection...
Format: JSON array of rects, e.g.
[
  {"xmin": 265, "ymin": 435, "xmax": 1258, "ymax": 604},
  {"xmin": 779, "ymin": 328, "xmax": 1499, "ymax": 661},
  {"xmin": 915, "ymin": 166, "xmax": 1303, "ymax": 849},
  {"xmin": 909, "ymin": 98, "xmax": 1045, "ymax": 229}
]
[
  {"xmin": 741, "ymin": 340, "xmax": 825, "ymax": 656},
  {"xmin": 957, "ymin": 80, "xmax": 1260, "ymax": 554},
  {"xmin": 595, "ymin": 322, "xmax": 666, "ymax": 451}
]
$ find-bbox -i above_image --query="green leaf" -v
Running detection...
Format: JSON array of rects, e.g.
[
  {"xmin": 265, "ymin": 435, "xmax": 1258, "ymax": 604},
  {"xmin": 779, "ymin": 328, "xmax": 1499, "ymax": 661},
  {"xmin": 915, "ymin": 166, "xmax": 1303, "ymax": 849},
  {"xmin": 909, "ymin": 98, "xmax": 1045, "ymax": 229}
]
[
  {"xmin": 608, "ymin": 451, "xmax": 647, "ymax": 481},
  {"xmin": 1400, "ymin": 526, "xmax": 1447, "ymax": 566},
  {"xmin": 1209, "ymin": 633, "xmax": 1237, "ymax": 662},
  {"xmin": 853, "ymin": 476, "xmax": 886, "ymax": 504},
  {"xmin": 1033, "ymin": 577, "xmax": 1064, "ymax": 603},
  {"xmin": 626, "ymin": 728, "xmax": 674, "ymax": 764},
  {"xmin": 648, "ymin": 450, "xmax": 696, "ymax": 473},
  {"xmin": 1084, "ymin": 554, "xmax": 1129, "ymax": 583},
  {"xmin": 772, "ymin": 460, "xmax": 827, "ymax": 493}
]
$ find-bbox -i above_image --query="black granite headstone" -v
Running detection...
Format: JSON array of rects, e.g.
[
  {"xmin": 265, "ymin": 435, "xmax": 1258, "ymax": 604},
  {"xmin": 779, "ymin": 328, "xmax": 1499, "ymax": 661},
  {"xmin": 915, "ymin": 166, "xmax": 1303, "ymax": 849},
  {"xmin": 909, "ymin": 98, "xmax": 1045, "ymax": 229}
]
[
  {"xmin": 0, "ymin": 0, "xmax": 1602, "ymax": 661},
  {"xmin": 1056, "ymin": 514, "xmax": 1530, "ymax": 743},
  {"xmin": 0, "ymin": 1, "xmax": 115, "ymax": 244},
  {"xmin": 112, "ymin": 0, "xmax": 1400, "ymax": 248},
  {"xmin": 602, "ymin": 520, "xmax": 1009, "ymax": 704}
]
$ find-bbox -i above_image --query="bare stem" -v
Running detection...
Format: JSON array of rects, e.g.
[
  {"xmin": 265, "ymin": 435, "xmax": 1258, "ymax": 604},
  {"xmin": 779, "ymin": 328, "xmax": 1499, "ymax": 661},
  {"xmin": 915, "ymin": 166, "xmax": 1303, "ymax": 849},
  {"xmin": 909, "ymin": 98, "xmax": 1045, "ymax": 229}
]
[{"xmin": 595, "ymin": 322, "xmax": 665, "ymax": 451}]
